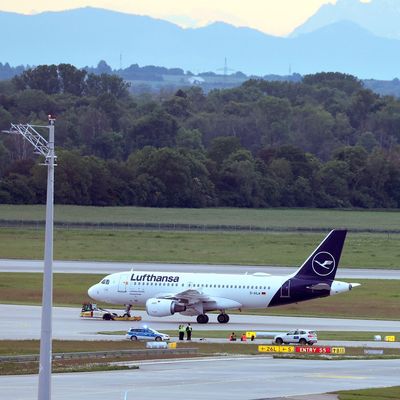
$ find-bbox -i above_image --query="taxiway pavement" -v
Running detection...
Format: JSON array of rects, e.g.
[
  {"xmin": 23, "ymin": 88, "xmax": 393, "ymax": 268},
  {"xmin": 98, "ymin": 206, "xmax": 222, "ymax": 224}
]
[
  {"xmin": 1, "ymin": 304, "xmax": 399, "ymax": 343},
  {"xmin": 0, "ymin": 259, "xmax": 399, "ymax": 279},
  {"xmin": 1, "ymin": 357, "xmax": 400, "ymax": 400}
]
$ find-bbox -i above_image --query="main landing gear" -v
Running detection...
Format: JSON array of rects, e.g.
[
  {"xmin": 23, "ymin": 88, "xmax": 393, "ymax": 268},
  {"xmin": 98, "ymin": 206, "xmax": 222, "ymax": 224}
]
[
  {"xmin": 217, "ymin": 313, "xmax": 229, "ymax": 323},
  {"xmin": 196, "ymin": 314, "xmax": 209, "ymax": 324},
  {"xmin": 123, "ymin": 304, "xmax": 132, "ymax": 318},
  {"xmin": 195, "ymin": 313, "xmax": 230, "ymax": 324}
]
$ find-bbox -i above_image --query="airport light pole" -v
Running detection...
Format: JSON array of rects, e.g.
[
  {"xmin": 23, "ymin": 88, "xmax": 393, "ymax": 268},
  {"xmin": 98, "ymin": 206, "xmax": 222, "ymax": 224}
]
[{"xmin": 2, "ymin": 116, "xmax": 56, "ymax": 400}]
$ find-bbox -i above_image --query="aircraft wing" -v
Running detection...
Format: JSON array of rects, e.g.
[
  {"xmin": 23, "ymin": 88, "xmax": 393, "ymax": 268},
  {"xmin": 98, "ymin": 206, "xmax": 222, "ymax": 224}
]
[
  {"xmin": 159, "ymin": 290, "xmax": 242, "ymax": 314},
  {"xmin": 161, "ymin": 289, "xmax": 212, "ymax": 305}
]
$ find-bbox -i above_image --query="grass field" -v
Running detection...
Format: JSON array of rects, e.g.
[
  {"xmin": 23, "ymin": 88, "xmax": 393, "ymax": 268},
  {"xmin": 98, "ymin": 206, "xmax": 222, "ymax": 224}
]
[
  {"xmin": 0, "ymin": 340, "xmax": 399, "ymax": 358},
  {"xmin": 1, "ymin": 228, "xmax": 400, "ymax": 268},
  {"xmin": 1, "ymin": 205, "xmax": 400, "ymax": 231},
  {"xmin": 0, "ymin": 273, "xmax": 98, "ymax": 307},
  {"xmin": 1, "ymin": 340, "xmax": 399, "ymax": 376},
  {"xmin": 101, "ymin": 330, "xmax": 398, "ymax": 342},
  {"xmin": 0, "ymin": 273, "xmax": 398, "ymax": 320},
  {"xmin": 337, "ymin": 386, "xmax": 400, "ymax": 400}
]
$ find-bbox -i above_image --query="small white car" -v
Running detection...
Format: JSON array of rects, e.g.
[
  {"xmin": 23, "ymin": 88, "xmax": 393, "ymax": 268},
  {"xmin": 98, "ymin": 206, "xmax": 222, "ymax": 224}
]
[
  {"xmin": 80, "ymin": 303, "xmax": 117, "ymax": 320},
  {"xmin": 274, "ymin": 329, "xmax": 317, "ymax": 345},
  {"xmin": 126, "ymin": 327, "xmax": 170, "ymax": 342}
]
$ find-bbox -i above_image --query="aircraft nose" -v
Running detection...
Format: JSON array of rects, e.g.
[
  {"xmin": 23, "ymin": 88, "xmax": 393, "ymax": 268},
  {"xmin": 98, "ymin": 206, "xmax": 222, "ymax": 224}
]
[{"xmin": 88, "ymin": 284, "xmax": 99, "ymax": 300}]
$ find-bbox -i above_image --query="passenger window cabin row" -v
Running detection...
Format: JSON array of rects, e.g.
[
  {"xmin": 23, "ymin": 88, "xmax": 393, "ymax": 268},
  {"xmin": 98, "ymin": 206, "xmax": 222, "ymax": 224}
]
[{"xmin": 130, "ymin": 281, "xmax": 269, "ymax": 290}]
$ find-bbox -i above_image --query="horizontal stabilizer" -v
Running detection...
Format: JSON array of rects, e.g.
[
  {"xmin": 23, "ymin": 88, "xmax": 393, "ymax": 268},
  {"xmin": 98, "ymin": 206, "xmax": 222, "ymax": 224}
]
[
  {"xmin": 306, "ymin": 283, "xmax": 331, "ymax": 291},
  {"xmin": 350, "ymin": 283, "xmax": 361, "ymax": 289}
]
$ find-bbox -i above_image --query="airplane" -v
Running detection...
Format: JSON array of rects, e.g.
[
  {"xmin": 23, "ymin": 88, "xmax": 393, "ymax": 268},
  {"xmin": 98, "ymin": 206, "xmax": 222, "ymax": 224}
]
[{"xmin": 87, "ymin": 229, "xmax": 360, "ymax": 324}]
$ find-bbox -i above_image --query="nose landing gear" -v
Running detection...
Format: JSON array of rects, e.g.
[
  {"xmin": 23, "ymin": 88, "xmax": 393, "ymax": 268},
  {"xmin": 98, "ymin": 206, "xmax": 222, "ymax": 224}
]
[{"xmin": 123, "ymin": 304, "xmax": 132, "ymax": 317}]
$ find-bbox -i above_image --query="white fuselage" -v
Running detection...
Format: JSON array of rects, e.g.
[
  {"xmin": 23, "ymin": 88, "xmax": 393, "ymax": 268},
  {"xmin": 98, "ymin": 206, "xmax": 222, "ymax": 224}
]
[{"xmin": 88, "ymin": 271, "xmax": 286, "ymax": 310}]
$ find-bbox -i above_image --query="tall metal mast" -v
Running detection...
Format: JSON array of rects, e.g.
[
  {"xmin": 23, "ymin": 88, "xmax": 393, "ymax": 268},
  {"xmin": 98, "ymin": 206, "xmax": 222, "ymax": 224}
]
[{"xmin": 2, "ymin": 116, "xmax": 56, "ymax": 400}]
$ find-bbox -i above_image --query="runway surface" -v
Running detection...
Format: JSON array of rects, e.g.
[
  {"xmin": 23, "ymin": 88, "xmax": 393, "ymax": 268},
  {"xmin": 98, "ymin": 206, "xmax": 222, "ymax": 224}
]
[
  {"xmin": 1, "ymin": 357, "xmax": 400, "ymax": 400},
  {"xmin": 1, "ymin": 305, "xmax": 400, "ymax": 343},
  {"xmin": 1, "ymin": 259, "xmax": 399, "ymax": 279}
]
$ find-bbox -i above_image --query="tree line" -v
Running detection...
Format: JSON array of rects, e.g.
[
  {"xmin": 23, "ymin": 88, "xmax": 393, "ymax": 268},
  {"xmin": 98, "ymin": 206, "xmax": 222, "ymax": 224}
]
[
  {"xmin": 1, "ymin": 65, "xmax": 400, "ymax": 208},
  {"xmin": 3, "ymin": 60, "xmax": 400, "ymax": 96}
]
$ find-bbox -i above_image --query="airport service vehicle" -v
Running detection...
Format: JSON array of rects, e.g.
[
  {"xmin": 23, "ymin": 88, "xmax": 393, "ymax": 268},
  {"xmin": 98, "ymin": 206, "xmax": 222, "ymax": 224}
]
[
  {"xmin": 274, "ymin": 329, "xmax": 318, "ymax": 345},
  {"xmin": 126, "ymin": 327, "xmax": 170, "ymax": 341},
  {"xmin": 80, "ymin": 303, "xmax": 117, "ymax": 320},
  {"xmin": 88, "ymin": 229, "xmax": 360, "ymax": 324},
  {"xmin": 80, "ymin": 303, "xmax": 141, "ymax": 321}
]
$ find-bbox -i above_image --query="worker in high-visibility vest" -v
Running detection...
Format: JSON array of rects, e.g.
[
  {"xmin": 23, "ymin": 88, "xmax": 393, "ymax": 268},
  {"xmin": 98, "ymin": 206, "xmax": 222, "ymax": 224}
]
[
  {"xmin": 241, "ymin": 333, "xmax": 247, "ymax": 342},
  {"xmin": 178, "ymin": 324, "xmax": 185, "ymax": 341},
  {"xmin": 186, "ymin": 323, "xmax": 193, "ymax": 341}
]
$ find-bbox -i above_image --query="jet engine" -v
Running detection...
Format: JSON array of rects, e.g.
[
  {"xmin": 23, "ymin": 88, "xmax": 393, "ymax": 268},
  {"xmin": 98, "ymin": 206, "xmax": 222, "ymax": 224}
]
[{"xmin": 146, "ymin": 298, "xmax": 186, "ymax": 317}]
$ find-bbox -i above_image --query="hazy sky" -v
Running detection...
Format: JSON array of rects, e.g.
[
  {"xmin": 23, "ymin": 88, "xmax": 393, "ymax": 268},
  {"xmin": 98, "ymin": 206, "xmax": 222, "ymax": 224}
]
[{"xmin": 2, "ymin": 0, "xmax": 339, "ymax": 36}]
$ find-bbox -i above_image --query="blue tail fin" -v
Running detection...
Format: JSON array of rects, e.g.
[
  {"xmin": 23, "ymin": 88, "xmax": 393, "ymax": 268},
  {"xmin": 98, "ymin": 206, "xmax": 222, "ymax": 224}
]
[{"xmin": 294, "ymin": 230, "xmax": 347, "ymax": 280}]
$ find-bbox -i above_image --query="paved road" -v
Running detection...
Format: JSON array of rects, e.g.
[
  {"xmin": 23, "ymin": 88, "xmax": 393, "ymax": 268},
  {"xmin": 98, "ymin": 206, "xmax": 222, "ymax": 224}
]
[
  {"xmin": 1, "ymin": 357, "xmax": 400, "ymax": 400},
  {"xmin": 1, "ymin": 305, "xmax": 400, "ymax": 342},
  {"xmin": 1, "ymin": 259, "xmax": 399, "ymax": 279}
]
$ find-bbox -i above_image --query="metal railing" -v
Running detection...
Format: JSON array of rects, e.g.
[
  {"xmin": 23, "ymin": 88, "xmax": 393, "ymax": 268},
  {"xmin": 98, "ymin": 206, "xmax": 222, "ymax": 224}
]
[
  {"xmin": 0, "ymin": 347, "xmax": 198, "ymax": 363},
  {"xmin": 0, "ymin": 219, "xmax": 398, "ymax": 234}
]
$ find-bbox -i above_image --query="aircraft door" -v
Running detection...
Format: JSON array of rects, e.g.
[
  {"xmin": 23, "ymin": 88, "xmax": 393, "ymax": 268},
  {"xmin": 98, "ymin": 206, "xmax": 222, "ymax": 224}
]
[
  {"xmin": 118, "ymin": 273, "xmax": 130, "ymax": 292},
  {"xmin": 280, "ymin": 279, "xmax": 291, "ymax": 298}
]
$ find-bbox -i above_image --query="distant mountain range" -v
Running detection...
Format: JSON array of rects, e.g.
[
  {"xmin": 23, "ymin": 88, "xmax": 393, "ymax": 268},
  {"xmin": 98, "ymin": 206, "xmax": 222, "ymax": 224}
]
[
  {"xmin": 1, "ymin": 5, "xmax": 400, "ymax": 79},
  {"xmin": 291, "ymin": 0, "xmax": 400, "ymax": 40}
]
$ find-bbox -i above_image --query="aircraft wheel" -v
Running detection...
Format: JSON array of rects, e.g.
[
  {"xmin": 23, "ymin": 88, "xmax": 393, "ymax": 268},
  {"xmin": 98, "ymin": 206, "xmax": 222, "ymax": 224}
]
[
  {"xmin": 196, "ymin": 314, "xmax": 209, "ymax": 324},
  {"xmin": 217, "ymin": 313, "xmax": 229, "ymax": 323}
]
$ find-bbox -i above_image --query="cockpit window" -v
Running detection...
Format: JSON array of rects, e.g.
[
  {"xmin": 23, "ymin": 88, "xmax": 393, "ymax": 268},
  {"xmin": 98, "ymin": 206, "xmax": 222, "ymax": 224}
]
[{"xmin": 101, "ymin": 279, "xmax": 105, "ymax": 284}]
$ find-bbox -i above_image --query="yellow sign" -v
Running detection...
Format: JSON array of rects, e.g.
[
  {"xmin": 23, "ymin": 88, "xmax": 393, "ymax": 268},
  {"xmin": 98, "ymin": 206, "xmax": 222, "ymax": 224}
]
[
  {"xmin": 258, "ymin": 345, "xmax": 294, "ymax": 353},
  {"xmin": 331, "ymin": 347, "xmax": 346, "ymax": 354},
  {"xmin": 168, "ymin": 342, "xmax": 177, "ymax": 349},
  {"xmin": 246, "ymin": 331, "xmax": 256, "ymax": 339},
  {"xmin": 384, "ymin": 336, "xmax": 395, "ymax": 342}
]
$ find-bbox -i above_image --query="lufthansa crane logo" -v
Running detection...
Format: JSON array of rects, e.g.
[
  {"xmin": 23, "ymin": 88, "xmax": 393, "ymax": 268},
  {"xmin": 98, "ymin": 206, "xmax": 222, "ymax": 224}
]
[{"xmin": 312, "ymin": 251, "xmax": 336, "ymax": 276}]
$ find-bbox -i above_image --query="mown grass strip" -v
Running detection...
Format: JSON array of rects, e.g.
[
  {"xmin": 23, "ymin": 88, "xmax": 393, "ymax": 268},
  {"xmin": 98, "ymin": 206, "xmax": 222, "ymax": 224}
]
[
  {"xmin": 336, "ymin": 386, "xmax": 400, "ymax": 400},
  {"xmin": 1, "ymin": 340, "xmax": 399, "ymax": 359},
  {"xmin": 1, "ymin": 205, "xmax": 400, "ymax": 231},
  {"xmin": 100, "ymin": 330, "xmax": 399, "ymax": 342},
  {"xmin": 1, "ymin": 339, "xmax": 400, "ymax": 376},
  {"xmin": 0, "ymin": 361, "xmax": 136, "ymax": 376},
  {"xmin": 2, "ymin": 340, "xmax": 399, "ymax": 358}
]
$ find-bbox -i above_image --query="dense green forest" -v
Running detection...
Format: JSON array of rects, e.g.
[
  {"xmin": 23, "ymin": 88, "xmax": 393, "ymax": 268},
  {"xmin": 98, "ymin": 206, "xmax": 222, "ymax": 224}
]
[
  {"xmin": 1, "ymin": 64, "xmax": 400, "ymax": 208},
  {"xmin": 3, "ymin": 61, "xmax": 400, "ymax": 96}
]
